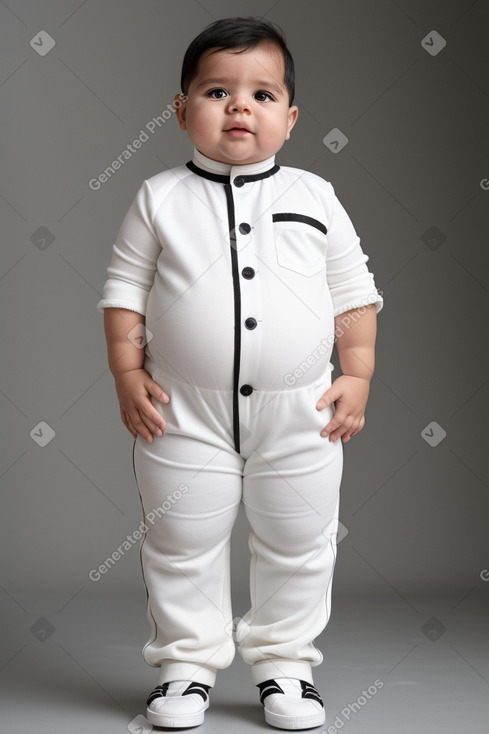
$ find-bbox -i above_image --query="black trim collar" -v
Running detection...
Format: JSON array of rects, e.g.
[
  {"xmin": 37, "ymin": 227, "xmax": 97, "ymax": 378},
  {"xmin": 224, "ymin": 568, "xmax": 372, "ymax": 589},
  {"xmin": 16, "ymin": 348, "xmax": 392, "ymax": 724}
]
[{"xmin": 186, "ymin": 159, "xmax": 280, "ymax": 184}]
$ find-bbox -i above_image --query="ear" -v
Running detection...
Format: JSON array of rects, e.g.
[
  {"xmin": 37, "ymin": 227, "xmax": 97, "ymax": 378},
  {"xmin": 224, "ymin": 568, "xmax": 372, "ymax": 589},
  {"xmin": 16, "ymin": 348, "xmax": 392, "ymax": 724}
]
[
  {"xmin": 285, "ymin": 105, "xmax": 299, "ymax": 140},
  {"xmin": 174, "ymin": 93, "xmax": 187, "ymax": 131}
]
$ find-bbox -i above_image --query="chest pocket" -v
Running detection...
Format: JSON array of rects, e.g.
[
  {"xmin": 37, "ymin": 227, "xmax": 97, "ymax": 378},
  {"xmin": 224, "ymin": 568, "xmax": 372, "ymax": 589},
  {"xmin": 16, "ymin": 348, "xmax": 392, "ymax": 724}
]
[{"xmin": 272, "ymin": 213, "xmax": 327, "ymax": 277}]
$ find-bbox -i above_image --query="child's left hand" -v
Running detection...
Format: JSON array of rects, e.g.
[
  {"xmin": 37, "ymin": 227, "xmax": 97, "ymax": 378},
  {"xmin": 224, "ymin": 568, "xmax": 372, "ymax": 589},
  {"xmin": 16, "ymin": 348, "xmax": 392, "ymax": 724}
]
[{"xmin": 316, "ymin": 375, "xmax": 371, "ymax": 443}]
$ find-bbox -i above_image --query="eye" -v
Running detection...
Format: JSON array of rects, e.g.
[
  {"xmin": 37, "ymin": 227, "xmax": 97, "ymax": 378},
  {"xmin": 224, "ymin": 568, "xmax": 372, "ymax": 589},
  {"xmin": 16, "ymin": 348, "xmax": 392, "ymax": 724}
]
[
  {"xmin": 254, "ymin": 90, "xmax": 274, "ymax": 102},
  {"xmin": 207, "ymin": 88, "xmax": 228, "ymax": 99}
]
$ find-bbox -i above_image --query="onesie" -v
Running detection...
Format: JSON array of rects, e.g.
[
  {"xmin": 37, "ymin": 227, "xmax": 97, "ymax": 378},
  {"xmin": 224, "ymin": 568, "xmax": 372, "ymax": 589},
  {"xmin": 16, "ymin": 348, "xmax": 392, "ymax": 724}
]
[{"xmin": 97, "ymin": 146, "xmax": 383, "ymax": 690}]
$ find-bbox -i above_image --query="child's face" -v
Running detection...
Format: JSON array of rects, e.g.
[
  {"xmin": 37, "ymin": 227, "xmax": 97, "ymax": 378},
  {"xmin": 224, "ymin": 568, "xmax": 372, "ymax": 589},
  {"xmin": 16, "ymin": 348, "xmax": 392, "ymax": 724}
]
[{"xmin": 175, "ymin": 42, "xmax": 298, "ymax": 165}]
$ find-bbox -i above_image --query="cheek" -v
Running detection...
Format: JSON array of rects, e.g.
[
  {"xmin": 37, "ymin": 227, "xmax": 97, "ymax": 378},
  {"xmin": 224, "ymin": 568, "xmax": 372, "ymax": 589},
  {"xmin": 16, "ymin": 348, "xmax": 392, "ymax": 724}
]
[
  {"xmin": 189, "ymin": 110, "xmax": 217, "ymax": 139},
  {"xmin": 261, "ymin": 117, "xmax": 288, "ymax": 144}
]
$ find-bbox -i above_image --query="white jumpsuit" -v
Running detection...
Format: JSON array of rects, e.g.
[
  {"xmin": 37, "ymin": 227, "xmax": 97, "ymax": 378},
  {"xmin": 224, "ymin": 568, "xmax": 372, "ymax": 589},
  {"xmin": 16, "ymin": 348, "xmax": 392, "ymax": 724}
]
[{"xmin": 97, "ymin": 147, "xmax": 383, "ymax": 689}]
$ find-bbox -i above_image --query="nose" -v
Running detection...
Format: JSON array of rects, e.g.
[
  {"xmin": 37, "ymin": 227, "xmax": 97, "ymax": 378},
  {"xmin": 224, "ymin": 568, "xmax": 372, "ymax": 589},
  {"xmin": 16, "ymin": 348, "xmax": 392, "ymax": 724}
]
[{"xmin": 226, "ymin": 94, "xmax": 251, "ymax": 113}]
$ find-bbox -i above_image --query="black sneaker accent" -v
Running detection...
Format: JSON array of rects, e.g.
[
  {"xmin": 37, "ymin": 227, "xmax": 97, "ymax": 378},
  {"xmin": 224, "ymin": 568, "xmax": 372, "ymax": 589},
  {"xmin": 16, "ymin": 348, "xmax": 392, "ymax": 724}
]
[
  {"xmin": 257, "ymin": 679, "xmax": 285, "ymax": 704},
  {"xmin": 181, "ymin": 682, "xmax": 211, "ymax": 702},
  {"xmin": 146, "ymin": 681, "xmax": 211, "ymax": 706},
  {"xmin": 300, "ymin": 680, "xmax": 324, "ymax": 706},
  {"xmin": 257, "ymin": 679, "xmax": 324, "ymax": 708},
  {"xmin": 147, "ymin": 682, "xmax": 169, "ymax": 706}
]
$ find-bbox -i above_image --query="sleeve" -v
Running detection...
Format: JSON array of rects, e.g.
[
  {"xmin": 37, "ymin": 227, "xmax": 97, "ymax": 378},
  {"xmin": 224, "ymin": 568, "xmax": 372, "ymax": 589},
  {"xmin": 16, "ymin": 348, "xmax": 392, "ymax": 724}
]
[
  {"xmin": 96, "ymin": 179, "xmax": 162, "ymax": 316},
  {"xmin": 325, "ymin": 183, "xmax": 383, "ymax": 317}
]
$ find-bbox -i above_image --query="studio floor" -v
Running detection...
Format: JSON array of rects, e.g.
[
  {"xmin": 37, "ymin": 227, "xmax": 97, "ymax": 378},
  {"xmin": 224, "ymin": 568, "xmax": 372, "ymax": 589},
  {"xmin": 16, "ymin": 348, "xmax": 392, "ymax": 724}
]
[{"xmin": 1, "ymin": 589, "xmax": 488, "ymax": 733}]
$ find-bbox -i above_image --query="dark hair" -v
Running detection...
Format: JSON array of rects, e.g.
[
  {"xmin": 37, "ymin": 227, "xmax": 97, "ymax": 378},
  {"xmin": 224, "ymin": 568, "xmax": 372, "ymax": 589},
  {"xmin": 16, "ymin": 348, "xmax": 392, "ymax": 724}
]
[{"xmin": 180, "ymin": 17, "xmax": 295, "ymax": 106}]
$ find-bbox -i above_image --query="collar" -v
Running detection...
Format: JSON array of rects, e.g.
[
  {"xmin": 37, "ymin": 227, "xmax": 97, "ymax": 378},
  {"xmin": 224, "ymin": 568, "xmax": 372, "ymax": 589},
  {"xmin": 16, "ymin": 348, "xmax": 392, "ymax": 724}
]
[{"xmin": 187, "ymin": 147, "xmax": 280, "ymax": 184}]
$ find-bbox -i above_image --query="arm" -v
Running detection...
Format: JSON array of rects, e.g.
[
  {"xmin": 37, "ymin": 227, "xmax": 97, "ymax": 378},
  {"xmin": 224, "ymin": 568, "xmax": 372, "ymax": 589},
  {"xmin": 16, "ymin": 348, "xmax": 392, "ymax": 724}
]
[
  {"xmin": 316, "ymin": 304, "xmax": 377, "ymax": 442},
  {"xmin": 104, "ymin": 307, "xmax": 170, "ymax": 443},
  {"xmin": 334, "ymin": 303, "xmax": 377, "ymax": 381},
  {"xmin": 317, "ymin": 180, "xmax": 382, "ymax": 442},
  {"xmin": 97, "ymin": 179, "xmax": 169, "ymax": 442}
]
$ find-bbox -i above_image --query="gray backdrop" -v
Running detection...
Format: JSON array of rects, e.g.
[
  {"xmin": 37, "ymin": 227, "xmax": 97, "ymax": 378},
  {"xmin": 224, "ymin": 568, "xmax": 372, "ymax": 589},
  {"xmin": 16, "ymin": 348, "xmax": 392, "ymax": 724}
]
[{"xmin": 1, "ymin": 0, "xmax": 488, "ymax": 727}]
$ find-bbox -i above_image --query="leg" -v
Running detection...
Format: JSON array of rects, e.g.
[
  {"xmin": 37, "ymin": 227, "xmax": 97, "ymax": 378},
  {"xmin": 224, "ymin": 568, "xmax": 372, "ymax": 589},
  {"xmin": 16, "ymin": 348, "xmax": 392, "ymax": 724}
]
[
  {"xmin": 237, "ymin": 377, "xmax": 343, "ymax": 686},
  {"xmin": 133, "ymin": 371, "xmax": 243, "ymax": 688}
]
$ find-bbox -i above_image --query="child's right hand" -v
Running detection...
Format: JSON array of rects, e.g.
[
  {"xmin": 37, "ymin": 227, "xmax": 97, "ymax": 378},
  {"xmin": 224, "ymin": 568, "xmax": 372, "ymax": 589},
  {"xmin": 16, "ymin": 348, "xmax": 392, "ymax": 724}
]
[{"xmin": 114, "ymin": 368, "xmax": 170, "ymax": 443}]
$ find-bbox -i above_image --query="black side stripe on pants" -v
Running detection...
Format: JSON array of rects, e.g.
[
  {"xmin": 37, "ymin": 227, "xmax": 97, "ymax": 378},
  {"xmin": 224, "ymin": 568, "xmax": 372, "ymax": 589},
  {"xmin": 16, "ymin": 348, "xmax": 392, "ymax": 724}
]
[
  {"xmin": 223, "ymin": 182, "xmax": 241, "ymax": 455},
  {"xmin": 132, "ymin": 439, "xmax": 158, "ymax": 653}
]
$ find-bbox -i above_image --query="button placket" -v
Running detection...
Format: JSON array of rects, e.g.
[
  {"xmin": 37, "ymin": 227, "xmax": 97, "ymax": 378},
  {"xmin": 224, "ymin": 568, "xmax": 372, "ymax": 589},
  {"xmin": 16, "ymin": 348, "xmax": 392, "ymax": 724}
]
[{"xmin": 233, "ymin": 188, "xmax": 260, "ymax": 402}]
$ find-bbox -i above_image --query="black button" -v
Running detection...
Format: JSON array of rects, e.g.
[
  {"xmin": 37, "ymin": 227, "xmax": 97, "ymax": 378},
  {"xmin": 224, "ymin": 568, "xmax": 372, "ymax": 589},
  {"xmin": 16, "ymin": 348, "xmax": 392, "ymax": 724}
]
[
  {"xmin": 245, "ymin": 317, "xmax": 257, "ymax": 330},
  {"xmin": 239, "ymin": 222, "xmax": 251, "ymax": 234},
  {"xmin": 234, "ymin": 176, "xmax": 245, "ymax": 187},
  {"xmin": 242, "ymin": 267, "xmax": 255, "ymax": 279},
  {"xmin": 240, "ymin": 384, "xmax": 253, "ymax": 396}
]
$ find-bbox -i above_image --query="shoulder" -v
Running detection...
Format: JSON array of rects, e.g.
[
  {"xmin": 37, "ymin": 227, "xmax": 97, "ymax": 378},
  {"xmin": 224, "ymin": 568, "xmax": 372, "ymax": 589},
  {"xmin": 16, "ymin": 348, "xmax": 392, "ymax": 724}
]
[
  {"xmin": 277, "ymin": 164, "xmax": 335, "ymax": 196},
  {"xmin": 275, "ymin": 165, "xmax": 337, "ymax": 216},
  {"xmin": 145, "ymin": 163, "xmax": 192, "ymax": 196},
  {"xmin": 132, "ymin": 163, "xmax": 193, "ymax": 215}
]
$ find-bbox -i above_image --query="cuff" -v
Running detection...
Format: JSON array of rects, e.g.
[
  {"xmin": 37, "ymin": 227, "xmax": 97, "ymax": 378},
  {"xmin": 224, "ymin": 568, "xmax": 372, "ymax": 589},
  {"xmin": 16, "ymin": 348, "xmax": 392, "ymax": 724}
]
[
  {"xmin": 96, "ymin": 299, "xmax": 146, "ymax": 316},
  {"xmin": 157, "ymin": 662, "xmax": 217, "ymax": 687},
  {"xmin": 334, "ymin": 293, "xmax": 383, "ymax": 318},
  {"xmin": 251, "ymin": 659, "xmax": 315, "ymax": 686}
]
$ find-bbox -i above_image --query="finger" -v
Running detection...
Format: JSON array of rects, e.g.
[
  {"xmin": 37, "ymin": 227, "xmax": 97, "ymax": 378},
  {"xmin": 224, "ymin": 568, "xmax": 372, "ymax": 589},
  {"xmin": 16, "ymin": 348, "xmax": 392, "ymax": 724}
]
[
  {"xmin": 323, "ymin": 414, "xmax": 355, "ymax": 442},
  {"xmin": 330, "ymin": 423, "xmax": 351, "ymax": 442},
  {"xmin": 146, "ymin": 378, "xmax": 171, "ymax": 404},
  {"xmin": 138, "ymin": 400, "xmax": 167, "ymax": 433},
  {"xmin": 339, "ymin": 416, "xmax": 365, "ymax": 442},
  {"xmin": 121, "ymin": 409, "xmax": 134, "ymax": 435},
  {"xmin": 316, "ymin": 385, "xmax": 340, "ymax": 409},
  {"xmin": 128, "ymin": 410, "xmax": 157, "ymax": 443},
  {"xmin": 345, "ymin": 417, "xmax": 365, "ymax": 441},
  {"xmin": 143, "ymin": 414, "xmax": 167, "ymax": 436},
  {"xmin": 128, "ymin": 420, "xmax": 139, "ymax": 438},
  {"xmin": 320, "ymin": 418, "xmax": 340, "ymax": 438},
  {"xmin": 139, "ymin": 405, "xmax": 169, "ymax": 438},
  {"xmin": 320, "ymin": 411, "xmax": 350, "ymax": 438},
  {"xmin": 122, "ymin": 411, "xmax": 138, "ymax": 440},
  {"xmin": 342, "ymin": 427, "xmax": 356, "ymax": 442},
  {"xmin": 137, "ymin": 383, "xmax": 169, "ymax": 430}
]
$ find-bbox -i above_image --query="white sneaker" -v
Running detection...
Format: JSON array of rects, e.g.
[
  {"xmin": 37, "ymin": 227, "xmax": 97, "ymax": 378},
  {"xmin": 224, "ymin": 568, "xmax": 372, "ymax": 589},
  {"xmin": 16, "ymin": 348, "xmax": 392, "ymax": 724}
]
[
  {"xmin": 257, "ymin": 678, "xmax": 326, "ymax": 730},
  {"xmin": 146, "ymin": 680, "xmax": 211, "ymax": 728}
]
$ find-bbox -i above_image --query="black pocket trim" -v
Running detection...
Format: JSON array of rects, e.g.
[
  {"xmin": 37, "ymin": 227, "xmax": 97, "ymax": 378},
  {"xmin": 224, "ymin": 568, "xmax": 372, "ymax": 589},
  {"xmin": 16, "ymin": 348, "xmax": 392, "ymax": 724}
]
[{"xmin": 272, "ymin": 212, "xmax": 327, "ymax": 235}]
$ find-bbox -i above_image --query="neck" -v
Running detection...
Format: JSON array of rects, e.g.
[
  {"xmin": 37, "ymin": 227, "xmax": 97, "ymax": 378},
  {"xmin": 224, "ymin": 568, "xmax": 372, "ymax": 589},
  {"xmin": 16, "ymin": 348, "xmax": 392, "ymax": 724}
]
[{"xmin": 192, "ymin": 147, "xmax": 277, "ymax": 175}]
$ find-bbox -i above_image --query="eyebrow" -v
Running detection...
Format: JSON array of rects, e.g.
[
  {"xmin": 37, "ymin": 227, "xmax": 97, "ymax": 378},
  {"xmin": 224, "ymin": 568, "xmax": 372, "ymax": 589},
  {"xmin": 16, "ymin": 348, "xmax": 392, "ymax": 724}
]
[{"xmin": 195, "ymin": 78, "xmax": 285, "ymax": 95}]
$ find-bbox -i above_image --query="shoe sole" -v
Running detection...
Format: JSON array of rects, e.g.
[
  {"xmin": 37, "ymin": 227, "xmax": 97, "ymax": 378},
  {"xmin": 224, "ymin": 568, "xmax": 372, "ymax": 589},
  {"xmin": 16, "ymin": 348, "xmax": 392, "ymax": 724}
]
[
  {"xmin": 264, "ymin": 707, "xmax": 326, "ymax": 730},
  {"xmin": 146, "ymin": 699, "xmax": 209, "ymax": 728}
]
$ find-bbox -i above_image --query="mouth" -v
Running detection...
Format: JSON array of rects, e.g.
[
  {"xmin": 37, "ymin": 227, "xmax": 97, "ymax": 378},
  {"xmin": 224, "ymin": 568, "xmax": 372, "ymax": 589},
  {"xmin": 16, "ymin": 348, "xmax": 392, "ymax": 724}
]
[{"xmin": 225, "ymin": 125, "xmax": 252, "ymax": 135}]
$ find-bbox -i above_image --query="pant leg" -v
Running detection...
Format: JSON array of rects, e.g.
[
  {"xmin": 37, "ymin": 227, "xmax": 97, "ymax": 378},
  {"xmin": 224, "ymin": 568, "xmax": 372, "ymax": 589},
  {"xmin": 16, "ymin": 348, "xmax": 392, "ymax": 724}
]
[
  {"xmin": 236, "ymin": 375, "xmax": 343, "ymax": 685},
  {"xmin": 133, "ymin": 368, "xmax": 243, "ymax": 687}
]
